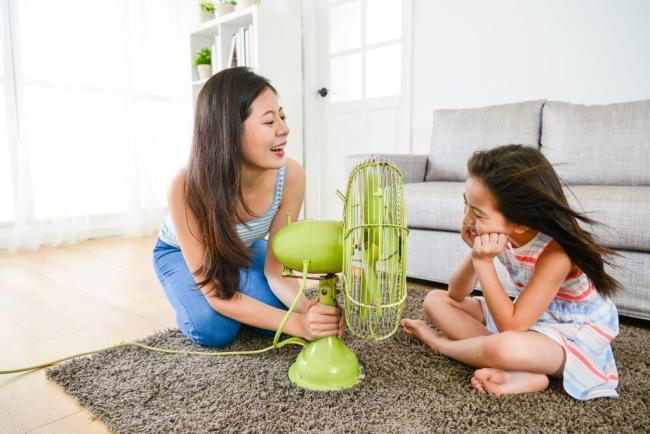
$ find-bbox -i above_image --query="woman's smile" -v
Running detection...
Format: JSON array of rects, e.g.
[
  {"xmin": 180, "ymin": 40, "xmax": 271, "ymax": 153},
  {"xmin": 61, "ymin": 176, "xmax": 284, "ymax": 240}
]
[{"xmin": 271, "ymin": 141, "xmax": 286, "ymax": 157}]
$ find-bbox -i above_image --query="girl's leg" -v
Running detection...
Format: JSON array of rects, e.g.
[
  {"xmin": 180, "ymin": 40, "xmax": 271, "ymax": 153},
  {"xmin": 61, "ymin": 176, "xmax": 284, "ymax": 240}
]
[
  {"xmin": 153, "ymin": 240, "xmax": 241, "ymax": 347},
  {"xmin": 407, "ymin": 325, "xmax": 566, "ymax": 395},
  {"xmin": 431, "ymin": 330, "xmax": 565, "ymax": 374},
  {"xmin": 424, "ymin": 289, "xmax": 491, "ymax": 339},
  {"xmin": 401, "ymin": 289, "xmax": 490, "ymax": 341}
]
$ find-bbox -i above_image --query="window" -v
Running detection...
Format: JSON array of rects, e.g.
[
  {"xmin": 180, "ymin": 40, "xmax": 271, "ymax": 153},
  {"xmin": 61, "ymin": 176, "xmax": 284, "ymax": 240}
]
[
  {"xmin": 329, "ymin": 0, "xmax": 403, "ymax": 102},
  {"xmin": 0, "ymin": 0, "xmax": 194, "ymax": 248}
]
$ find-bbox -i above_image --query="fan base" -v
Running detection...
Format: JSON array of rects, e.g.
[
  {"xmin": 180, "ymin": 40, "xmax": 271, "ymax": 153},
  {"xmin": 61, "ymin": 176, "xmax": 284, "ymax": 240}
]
[{"xmin": 288, "ymin": 336, "xmax": 362, "ymax": 391}]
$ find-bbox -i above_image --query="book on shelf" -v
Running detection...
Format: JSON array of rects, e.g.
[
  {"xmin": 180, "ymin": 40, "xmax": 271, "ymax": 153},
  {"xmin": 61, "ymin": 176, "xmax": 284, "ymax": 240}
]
[
  {"xmin": 210, "ymin": 43, "xmax": 217, "ymax": 75},
  {"xmin": 244, "ymin": 25, "xmax": 252, "ymax": 67},
  {"xmin": 226, "ymin": 25, "xmax": 255, "ymax": 69},
  {"xmin": 236, "ymin": 29, "xmax": 243, "ymax": 66},
  {"xmin": 228, "ymin": 33, "xmax": 238, "ymax": 68},
  {"xmin": 213, "ymin": 35, "xmax": 222, "ymax": 71}
]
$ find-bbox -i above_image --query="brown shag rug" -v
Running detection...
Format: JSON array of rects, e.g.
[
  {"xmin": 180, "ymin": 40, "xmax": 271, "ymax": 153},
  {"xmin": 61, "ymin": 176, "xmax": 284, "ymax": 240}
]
[{"xmin": 47, "ymin": 287, "xmax": 650, "ymax": 433}]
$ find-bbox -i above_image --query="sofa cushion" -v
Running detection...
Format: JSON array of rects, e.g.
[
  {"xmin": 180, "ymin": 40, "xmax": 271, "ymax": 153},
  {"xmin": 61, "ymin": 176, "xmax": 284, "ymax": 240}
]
[
  {"xmin": 345, "ymin": 153, "xmax": 428, "ymax": 184},
  {"xmin": 425, "ymin": 100, "xmax": 545, "ymax": 182},
  {"xmin": 405, "ymin": 182, "xmax": 465, "ymax": 231},
  {"xmin": 566, "ymin": 185, "xmax": 650, "ymax": 251},
  {"xmin": 405, "ymin": 182, "xmax": 649, "ymax": 251},
  {"xmin": 541, "ymin": 100, "xmax": 650, "ymax": 186}
]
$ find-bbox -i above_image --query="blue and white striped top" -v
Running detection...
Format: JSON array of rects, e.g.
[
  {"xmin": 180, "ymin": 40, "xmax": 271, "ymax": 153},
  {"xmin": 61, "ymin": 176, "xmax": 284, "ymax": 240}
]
[{"xmin": 157, "ymin": 164, "xmax": 286, "ymax": 248}]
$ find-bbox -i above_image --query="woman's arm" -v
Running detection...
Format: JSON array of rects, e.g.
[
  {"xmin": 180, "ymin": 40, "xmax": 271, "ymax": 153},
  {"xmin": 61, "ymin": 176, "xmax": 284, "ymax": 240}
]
[
  {"xmin": 263, "ymin": 158, "xmax": 311, "ymax": 312},
  {"xmin": 165, "ymin": 170, "xmax": 324, "ymax": 339},
  {"xmin": 473, "ymin": 234, "xmax": 571, "ymax": 331}
]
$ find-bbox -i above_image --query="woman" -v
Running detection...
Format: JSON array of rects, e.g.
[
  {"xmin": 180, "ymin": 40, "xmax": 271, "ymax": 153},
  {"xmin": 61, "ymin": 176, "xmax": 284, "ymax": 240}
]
[{"xmin": 153, "ymin": 67, "xmax": 342, "ymax": 347}]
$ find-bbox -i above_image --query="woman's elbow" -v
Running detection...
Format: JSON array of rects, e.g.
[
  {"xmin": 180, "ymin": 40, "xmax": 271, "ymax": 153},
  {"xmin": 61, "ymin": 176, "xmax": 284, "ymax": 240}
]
[{"xmin": 205, "ymin": 293, "xmax": 239, "ymax": 317}]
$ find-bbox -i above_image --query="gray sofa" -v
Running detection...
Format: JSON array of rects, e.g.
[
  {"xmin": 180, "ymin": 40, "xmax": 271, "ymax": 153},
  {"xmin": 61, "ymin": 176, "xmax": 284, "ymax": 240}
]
[{"xmin": 345, "ymin": 99, "xmax": 650, "ymax": 321}]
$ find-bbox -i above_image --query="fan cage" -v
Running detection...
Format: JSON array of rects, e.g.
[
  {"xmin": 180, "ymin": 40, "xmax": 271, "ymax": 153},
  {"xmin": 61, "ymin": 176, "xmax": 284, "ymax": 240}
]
[{"xmin": 342, "ymin": 157, "xmax": 408, "ymax": 340}]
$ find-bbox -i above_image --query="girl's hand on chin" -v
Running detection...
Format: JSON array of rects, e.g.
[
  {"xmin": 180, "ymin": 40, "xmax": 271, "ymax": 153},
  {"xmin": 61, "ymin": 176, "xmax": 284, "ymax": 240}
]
[{"xmin": 472, "ymin": 233, "xmax": 509, "ymax": 264}]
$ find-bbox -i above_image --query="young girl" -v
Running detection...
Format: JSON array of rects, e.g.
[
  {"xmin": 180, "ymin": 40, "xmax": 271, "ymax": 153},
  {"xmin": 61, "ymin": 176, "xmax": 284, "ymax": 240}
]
[
  {"xmin": 401, "ymin": 144, "xmax": 620, "ymax": 400},
  {"xmin": 153, "ymin": 67, "xmax": 342, "ymax": 348}
]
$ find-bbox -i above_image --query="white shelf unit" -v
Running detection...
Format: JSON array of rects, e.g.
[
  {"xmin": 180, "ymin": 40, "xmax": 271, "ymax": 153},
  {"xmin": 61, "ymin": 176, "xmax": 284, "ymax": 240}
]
[{"xmin": 189, "ymin": 5, "xmax": 303, "ymax": 164}]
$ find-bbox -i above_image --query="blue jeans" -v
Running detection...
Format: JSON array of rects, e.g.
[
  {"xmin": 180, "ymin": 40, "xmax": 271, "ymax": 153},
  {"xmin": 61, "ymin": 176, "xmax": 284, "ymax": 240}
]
[{"xmin": 152, "ymin": 238, "xmax": 286, "ymax": 347}]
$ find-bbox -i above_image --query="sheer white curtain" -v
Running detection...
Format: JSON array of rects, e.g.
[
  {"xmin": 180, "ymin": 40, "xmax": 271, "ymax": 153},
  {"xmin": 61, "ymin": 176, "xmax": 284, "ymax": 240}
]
[{"xmin": 0, "ymin": 0, "xmax": 194, "ymax": 251}]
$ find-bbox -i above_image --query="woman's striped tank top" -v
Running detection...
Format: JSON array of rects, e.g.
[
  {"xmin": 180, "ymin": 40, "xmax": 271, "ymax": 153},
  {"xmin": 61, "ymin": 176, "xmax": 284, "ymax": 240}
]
[{"xmin": 157, "ymin": 164, "xmax": 286, "ymax": 248}]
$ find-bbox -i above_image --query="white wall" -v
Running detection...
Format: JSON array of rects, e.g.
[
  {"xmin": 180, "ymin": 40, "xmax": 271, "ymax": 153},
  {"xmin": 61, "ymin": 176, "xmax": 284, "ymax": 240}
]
[
  {"xmin": 264, "ymin": 0, "xmax": 302, "ymax": 19},
  {"xmin": 410, "ymin": 0, "xmax": 650, "ymax": 154}
]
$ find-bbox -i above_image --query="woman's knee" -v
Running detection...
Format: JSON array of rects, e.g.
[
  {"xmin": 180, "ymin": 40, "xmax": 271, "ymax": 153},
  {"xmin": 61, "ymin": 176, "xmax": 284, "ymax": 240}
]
[{"xmin": 181, "ymin": 311, "xmax": 241, "ymax": 348}]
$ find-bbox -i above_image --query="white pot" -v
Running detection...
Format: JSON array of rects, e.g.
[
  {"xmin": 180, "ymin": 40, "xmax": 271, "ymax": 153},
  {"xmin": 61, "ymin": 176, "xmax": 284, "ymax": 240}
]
[
  {"xmin": 199, "ymin": 9, "xmax": 215, "ymax": 23},
  {"xmin": 197, "ymin": 64, "xmax": 212, "ymax": 81},
  {"xmin": 215, "ymin": 2, "xmax": 235, "ymax": 16},
  {"xmin": 236, "ymin": 0, "xmax": 260, "ymax": 9}
]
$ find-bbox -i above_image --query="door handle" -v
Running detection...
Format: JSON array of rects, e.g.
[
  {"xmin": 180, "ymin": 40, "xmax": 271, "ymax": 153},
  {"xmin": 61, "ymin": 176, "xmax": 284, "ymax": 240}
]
[{"xmin": 317, "ymin": 87, "xmax": 329, "ymax": 97}]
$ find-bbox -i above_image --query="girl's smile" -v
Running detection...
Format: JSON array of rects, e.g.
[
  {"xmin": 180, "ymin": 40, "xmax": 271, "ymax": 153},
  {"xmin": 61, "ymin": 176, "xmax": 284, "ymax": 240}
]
[
  {"xmin": 468, "ymin": 225, "xmax": 479, "ymax": 238},
  {"xmin": 463, "ymin": 176, "xmax": 535, "ymax": 247}
]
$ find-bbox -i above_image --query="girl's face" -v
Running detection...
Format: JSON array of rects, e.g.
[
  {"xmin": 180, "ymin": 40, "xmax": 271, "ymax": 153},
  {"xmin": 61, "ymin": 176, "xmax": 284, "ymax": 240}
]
[
  {"xmin": 241, "ymin": 87, "xmax": 289, "ymax": 170},
  {"xmin": 463, "ymin": 176, "xmax": 519, "ymax": 239}
]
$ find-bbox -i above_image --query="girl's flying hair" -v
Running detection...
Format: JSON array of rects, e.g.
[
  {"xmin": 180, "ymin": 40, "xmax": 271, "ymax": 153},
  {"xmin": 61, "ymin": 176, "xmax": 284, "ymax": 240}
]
[{"xmin": 467, "ymin": 144, "xmax": 620, "ymax": 297}]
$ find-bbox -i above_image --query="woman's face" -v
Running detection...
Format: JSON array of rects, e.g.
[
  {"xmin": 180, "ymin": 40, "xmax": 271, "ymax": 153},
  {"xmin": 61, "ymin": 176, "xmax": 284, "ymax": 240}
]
[{"xmin": 241, "ymin": 87, "xmax": 289, "ymax": 170}]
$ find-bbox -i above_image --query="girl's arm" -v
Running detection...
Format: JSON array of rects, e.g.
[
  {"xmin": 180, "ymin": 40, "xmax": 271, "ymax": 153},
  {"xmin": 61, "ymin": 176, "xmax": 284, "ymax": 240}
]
[
  {"xmin": 263, "ymin": 158, "xmax": 311, "ymax": 313},
  {"xmin": 166, "ymin": 170, "xmax": 327, "ymax": 340},
  {"xmin": 448, "ymin": 253, "xmax": 479, "ymax": 302},
  {"xmin": 473, "ymin": 234, "xmax": 571, "ymax": 331},
  {"xmin": 447, "ymin": 218, "xmax": 480, "ymax": 301}
]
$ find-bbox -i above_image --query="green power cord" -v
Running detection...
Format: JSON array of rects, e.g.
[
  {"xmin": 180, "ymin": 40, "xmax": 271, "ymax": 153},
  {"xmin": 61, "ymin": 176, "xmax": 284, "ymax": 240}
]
[{"xmin": 0, "ymin": 261, "xmax": 311, "ymax": 375}]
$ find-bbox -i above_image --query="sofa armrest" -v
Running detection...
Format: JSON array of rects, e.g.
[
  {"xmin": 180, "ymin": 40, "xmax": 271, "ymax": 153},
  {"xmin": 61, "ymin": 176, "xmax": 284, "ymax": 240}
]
[{"xmin": 344, "ymin": 153, "xmax": 428, "ymax": 184}]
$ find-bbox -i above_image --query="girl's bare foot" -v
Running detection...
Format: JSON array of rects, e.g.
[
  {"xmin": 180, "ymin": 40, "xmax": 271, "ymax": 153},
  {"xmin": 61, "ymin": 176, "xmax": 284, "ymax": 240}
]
[
  {"xmin": 470, "ymin": 375, "xmax": 486, "ymax": 393},
  {"xmin": 471, "ymin": 368, "xmax": 549, "ymax": 396},
  {"xmin": 400, "ymin": 318, "xmax": 448, "ymax": 352}
]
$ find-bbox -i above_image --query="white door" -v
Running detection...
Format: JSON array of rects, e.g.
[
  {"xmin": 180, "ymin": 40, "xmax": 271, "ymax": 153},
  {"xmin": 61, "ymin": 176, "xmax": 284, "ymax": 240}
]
[{"xmin": 303, "ymin": 0, "xmax": 413, "ymax": 220}]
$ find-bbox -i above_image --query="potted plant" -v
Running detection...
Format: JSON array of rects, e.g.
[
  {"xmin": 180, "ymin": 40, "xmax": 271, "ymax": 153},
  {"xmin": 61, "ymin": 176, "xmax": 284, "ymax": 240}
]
[
  {"xmin": 194, "ymin": 48, "xmax": 212, "ymax": 81},
  {"xmin": 198, "ymin": 1, "xmax": 215, "ymax": 23},
  {"xmin": 215, "ymin": 0, "xmax": 236, "ymax": 16}
]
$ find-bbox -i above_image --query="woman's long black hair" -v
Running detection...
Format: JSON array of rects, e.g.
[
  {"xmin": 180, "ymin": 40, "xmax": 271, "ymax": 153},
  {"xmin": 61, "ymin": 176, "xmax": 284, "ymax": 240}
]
[{"xmin": 186, "ymin": 67, "xmax": 277, "ymax": 299}]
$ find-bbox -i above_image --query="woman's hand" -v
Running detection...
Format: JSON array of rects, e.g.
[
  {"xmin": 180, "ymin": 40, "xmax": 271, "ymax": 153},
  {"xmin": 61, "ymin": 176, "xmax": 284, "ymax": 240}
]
[
  {"xmin": 299, "ymin": 298, "xmax": 342, "ymax": 340},
  {"xmin": 472, "ymin": 233, "xmax": 509, "ymax": 264},
  {"xmin": 337, "ymin": 305, "xmax": 346, "ymax": 337}
]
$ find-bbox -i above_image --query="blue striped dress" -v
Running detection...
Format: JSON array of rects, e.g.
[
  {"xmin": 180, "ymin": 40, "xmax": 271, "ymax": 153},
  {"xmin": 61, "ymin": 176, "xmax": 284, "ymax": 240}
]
[
  {"xmin": 478, "ymin": 231, "xmax": 620, "ymax": 400},
  {"xmin": 158, "ymin": 164, "xmax": 286, "ymax": 247}
]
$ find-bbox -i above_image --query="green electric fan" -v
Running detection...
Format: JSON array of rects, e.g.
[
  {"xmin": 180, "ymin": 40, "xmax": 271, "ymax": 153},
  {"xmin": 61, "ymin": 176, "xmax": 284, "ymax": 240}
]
[{"xmin": 271, "ymin": 156, "xmax": 409, "ymax": 391}]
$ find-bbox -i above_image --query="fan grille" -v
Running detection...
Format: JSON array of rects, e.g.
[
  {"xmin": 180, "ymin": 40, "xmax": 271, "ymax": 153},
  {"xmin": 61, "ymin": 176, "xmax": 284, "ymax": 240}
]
[{"xmin": 342, "ymin": 157, "xmax": 408, "ymax": 340}]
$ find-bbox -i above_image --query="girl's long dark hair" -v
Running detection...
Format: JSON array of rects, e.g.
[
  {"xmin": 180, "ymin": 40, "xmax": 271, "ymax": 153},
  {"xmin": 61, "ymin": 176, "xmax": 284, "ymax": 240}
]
[
  {"xmin": 186, "ymin": 67, "xmax": 276, "ymax": 299},
  {"xmin": 467, "ymin": 145, "xmax": 620, "ymax": 297}
]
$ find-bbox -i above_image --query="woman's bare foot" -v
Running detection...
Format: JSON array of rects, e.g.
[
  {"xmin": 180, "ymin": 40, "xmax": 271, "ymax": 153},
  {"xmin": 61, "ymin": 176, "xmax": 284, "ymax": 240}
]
[
  {"xmin": 400, "ymin": 318, "xmax": 448, "ymax": 352},
  {"xmin": 471, "ymin": 368, "xmax": 549, "ymax": 396}
]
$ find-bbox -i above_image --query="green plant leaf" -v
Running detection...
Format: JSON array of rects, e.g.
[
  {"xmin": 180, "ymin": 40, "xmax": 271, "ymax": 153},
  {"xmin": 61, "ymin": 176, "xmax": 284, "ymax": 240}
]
[
  {"xmin": 194, "ymin": 48, "xmax": 212, "ymax": 65},
  {"xmin": 199, "ymin": 1, "xmax": 215, "ymax": 13}
]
